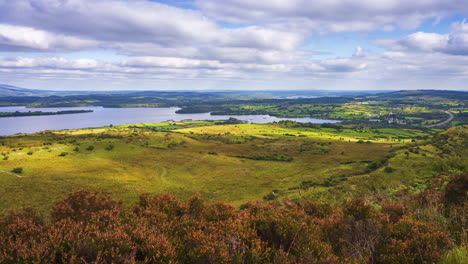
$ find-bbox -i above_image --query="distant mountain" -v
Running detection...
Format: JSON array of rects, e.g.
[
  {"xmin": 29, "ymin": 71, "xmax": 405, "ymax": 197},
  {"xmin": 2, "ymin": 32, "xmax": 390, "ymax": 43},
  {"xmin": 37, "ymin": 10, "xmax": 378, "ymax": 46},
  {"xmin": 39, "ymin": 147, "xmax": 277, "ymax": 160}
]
[
  {"xmin": 2, "ymin": 84, "xmax": 466, "ymax": 99},
  {"xmin": 371, "ymin": 90, "xmax": 468, "ymax": 100},
  {"xmin": 0, "ymin": 84, "xmax": 55, "ymax": 96},
  {"xmin": 0, "ymin": 84, "xmax": 137, "ymax": 97}
]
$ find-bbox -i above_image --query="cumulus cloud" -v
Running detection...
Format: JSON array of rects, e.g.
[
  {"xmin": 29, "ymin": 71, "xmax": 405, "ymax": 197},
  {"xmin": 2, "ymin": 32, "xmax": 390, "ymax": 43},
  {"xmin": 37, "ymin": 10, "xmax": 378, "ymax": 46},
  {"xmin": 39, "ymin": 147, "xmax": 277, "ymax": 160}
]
[
  {"xmin": 445, "ymin": 22, "xmax": 468, "ymax": 55},
  {"xmin": 0, "ymin": 56, "xmax": 103, "ymax": 69},
  {"xmin": 195, "ymin": 0, "xmax": 468, "ymax": 32},
  {"xmin": 0, "ymin": 0, "xmax": 215, "ymax": 44},
  {"xmin": 0, "ymin": 56, "xmax": 292, "ymax": 78},
  {"xmin": 319, "ymin": 58, "xmax": 368, "ymax": 72},
  {"xmin": 375, "ymin": 32, "xmax": 448, "ymax": 51},
  {"xmin": 5, "ymin": 49, "xmax": 467, "ymax": 81},
  {"xmin": 0, "ymin": 0, "xmax": 467, "ymax": 90},
  {"xmin": 2, "ymin": 50, "xmax": 468, "ymax": 90},
  {"xmin": 0, "ymin": 0, "xmax": 302, "ymax": 52},
  {"xmin": 121, "ymin": 57, "xmax": 224, "ymax": 69},
  {"xmin": 375, "ymin": 21, "xmax": 468, "ymax": 55},
  {"xmin": 0, "ymin": 24, "xmax": 98, "ymax": 52}
]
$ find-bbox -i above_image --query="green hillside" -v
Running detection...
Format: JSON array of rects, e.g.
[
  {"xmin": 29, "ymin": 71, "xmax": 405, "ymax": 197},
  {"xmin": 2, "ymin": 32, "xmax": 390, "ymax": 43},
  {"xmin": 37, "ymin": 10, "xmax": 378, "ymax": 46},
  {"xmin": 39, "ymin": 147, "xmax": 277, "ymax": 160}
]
[{"xmin": 0, "ymin": 122, "xmax": 465, "ymax": 215}]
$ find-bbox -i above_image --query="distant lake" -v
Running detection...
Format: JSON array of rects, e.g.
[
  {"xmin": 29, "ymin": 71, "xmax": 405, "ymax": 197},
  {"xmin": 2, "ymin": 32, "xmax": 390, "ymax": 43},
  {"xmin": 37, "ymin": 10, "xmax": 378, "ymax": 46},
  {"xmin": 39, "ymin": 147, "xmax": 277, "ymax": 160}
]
[{"xmin": 0, "ymin": 106, "xmax": 340, "ymax": 136}]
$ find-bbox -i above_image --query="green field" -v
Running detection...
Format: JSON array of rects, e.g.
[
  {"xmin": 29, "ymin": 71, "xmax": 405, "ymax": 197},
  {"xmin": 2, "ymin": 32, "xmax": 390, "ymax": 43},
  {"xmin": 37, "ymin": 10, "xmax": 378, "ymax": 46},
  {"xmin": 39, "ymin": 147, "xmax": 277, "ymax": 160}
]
[{"xmin": 1, "ymin": 122, "xmax": 466, "ymax": 215}]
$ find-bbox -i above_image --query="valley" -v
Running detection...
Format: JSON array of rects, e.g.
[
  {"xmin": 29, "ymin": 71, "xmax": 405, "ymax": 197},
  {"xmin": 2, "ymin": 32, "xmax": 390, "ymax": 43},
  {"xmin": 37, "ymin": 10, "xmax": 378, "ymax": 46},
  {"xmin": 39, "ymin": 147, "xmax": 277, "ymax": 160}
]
[{"xmin": 0, "ymin": 89, "xmax": 466, "ymax": 263}]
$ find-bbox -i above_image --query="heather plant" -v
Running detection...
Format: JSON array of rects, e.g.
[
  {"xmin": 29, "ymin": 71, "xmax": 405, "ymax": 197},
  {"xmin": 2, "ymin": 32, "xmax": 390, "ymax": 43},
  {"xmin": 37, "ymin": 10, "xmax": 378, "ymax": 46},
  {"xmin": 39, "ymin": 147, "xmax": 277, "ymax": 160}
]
[
  {"xmin": 51, "ymin": 191, "xmax": 123, "ymax": 221},
  {"xmin": 377, "ymin": 217, "xmax": 452, "ymax": 263},
  {"xmin": 326, "ymin": 199, "xmax": 388, "ymax": 263},
  {"xmin": 444, "ymin": 172, "xmax": 468, "ymax": 206},
  {"xmin": 381, "ymin": 200, "xmax": 407, "ymax": 223},
  {"xmin": 246, "ymin": 201, "xmax": 340, "ymax": 263},
  {"xmin": 0, "ymin": 189, "xmax": 463, "ymax": 264}
]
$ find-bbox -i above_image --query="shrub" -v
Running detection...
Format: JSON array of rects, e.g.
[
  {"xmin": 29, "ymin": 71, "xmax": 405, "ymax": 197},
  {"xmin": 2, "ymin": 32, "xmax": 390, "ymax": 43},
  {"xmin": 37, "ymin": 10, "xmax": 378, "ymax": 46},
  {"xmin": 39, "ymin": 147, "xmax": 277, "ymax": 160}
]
[
  {"xmin": 384, "ymin": 167, "xmax": 395, "ymax": 173},
  {"xmin": 300, "ymin": 200, "xmax": 334, "ymax": 219},
  {"xmin": 326, "ymin": 199, "xmax": 386, "ymax": 262},
  {"xmin": 247, "ymin": 202, "xmax": 340, "ymax": 263},
  {"xmin": 263, "ymin": 190, "xmax": 279, "ymax": 201},
  {"xmin": 444, "ymin": 172, "xmax": 468, "ymax": 206},
  {"xmin": 11, "ymin": 167, "xmax": 23, "ymax": 174},
  {"xmin": 58, "ymin": 152, "xmax": 68, "ymax": 157},
  {"xmin": 134, "ymin": 193, "xmax": 188, "ymax": 219},
  {"xmin": 86, "ymin": 146, "xmax": 94, "ymax": 151},
  {"xmin": 367, "ymin": 160, "xmax": 385, "ymax": 172},
  {"xmin": 343, "ymin": 199, "xmax": 377, "ymax": 221},
  {"xmin": 0, "ymin": 191, "xmax": 459, "ymax": 263},
  {"xmin": 377, "ymin": 217, "xmax": 452, "ymax": 263},
  {"xmin": 105, "ymin": 145, "xmax": 114, "ymax": 151},
  {"xmin": 443, "ymin": 193, "xmax": 467, "ymax": 244},
  {"xmin": 381, "ymin": 200, "xmax": 407, "ymax": 223},
  {"xmin": 51, "ymin": 191, "xmax": 122, "ymax": 221}
]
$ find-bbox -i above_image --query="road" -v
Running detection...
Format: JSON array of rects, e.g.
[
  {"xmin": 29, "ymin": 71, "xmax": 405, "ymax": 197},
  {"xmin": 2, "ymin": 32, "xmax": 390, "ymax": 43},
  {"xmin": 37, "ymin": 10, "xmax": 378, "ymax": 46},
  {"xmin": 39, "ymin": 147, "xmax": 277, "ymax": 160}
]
[{"xmin": 427, "ymin": 111, "xmax": 454, "ymax": 128}]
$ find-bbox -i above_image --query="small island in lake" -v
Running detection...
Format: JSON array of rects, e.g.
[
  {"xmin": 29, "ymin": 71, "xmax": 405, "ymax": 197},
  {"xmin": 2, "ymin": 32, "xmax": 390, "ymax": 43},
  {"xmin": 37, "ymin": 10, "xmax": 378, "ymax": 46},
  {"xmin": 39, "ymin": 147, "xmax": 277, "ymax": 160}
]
[{"xmin": 0, "ymin": 110, "xmax": 93, "ymax": 118}]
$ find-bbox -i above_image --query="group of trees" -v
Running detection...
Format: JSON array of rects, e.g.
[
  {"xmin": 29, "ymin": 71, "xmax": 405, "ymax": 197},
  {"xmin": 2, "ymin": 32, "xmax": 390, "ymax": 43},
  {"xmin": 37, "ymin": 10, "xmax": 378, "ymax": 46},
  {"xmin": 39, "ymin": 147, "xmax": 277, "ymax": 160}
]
[{"xmin": 0, "ymin": 172, "xmax": 465, "ymax": 263}]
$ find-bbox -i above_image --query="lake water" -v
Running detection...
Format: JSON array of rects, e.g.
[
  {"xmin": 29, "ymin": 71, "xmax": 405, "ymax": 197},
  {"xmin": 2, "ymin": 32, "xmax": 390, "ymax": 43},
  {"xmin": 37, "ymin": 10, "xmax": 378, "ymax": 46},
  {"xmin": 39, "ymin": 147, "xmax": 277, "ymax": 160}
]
[{"xmin": 0, "ymin": 106, "xmax": 340, "ymax": 136}]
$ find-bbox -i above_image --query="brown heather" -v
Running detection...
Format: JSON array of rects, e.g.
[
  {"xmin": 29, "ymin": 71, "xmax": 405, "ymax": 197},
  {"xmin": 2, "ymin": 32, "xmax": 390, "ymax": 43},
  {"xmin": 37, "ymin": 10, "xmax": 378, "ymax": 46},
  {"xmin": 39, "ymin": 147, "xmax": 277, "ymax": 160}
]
[{"xmin": 0, "ymin": 172, "xmax": 466, "ymax": 263}]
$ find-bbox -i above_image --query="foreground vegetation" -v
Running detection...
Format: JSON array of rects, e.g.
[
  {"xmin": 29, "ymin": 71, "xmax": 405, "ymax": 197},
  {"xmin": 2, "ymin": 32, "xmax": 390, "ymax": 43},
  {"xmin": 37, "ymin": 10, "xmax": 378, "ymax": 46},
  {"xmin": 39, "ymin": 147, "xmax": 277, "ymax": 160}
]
[{"xmin": 0, "ymin": 171, "xmax": 466, "ymax": 263}]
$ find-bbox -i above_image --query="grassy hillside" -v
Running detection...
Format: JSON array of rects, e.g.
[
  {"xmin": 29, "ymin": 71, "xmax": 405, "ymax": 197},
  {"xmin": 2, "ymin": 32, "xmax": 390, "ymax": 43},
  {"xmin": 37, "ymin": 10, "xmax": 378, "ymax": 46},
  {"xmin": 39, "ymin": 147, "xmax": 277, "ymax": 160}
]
[{"xmin": 0, "ymin": 122, "xmax": 465, "ymax": 216}]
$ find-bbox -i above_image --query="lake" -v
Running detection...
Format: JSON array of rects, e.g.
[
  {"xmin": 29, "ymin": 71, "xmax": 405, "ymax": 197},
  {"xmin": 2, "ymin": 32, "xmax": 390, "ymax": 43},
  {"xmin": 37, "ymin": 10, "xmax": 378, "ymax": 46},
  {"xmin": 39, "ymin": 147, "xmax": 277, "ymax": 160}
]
[{"xmin": 0, "ymin": 106, "xmax": 340, "ymax": 136}]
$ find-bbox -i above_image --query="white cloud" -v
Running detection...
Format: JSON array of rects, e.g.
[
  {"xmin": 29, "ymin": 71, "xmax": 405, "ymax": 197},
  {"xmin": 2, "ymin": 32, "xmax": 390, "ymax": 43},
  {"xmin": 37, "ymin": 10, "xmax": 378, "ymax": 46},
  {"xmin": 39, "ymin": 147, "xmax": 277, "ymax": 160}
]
[
  {"xmin": 196, "ymin": 0, "xmax": 468, "ymax": 32},
  {"xmin": 0, "ymin": 0, "xmax": 303, "ymax": 52},
  {"xmin": 375, "ymin": 21, "xmax": 468, "ymax": 55},
  {"xmin": 121, "ymin": 57, "xmax": 223, "ymax": 69},
  {"xmin": 0, "ymin": 56, "xmax": 102, "ymax": 69},
  {"xmin": 375, "ymin": 32, "xmax": 448, "ymax": 52},
  {"xmin": 0, "ymin": 24, "xmax": 98, "ymax": 51},
  {"xmin": 219, "ymin": 26, "xmax": 302, "ymax": 51},
  {"xmin": 445, "ymin": 22, "xmax": 468, "ymax": 55},
  {"xmin": 2, "ymin": 48, "xmax": 467, "ymax": 82},
  {"xmin": 0, "ymin": 0, "xmax": 467, "ymax": 91},
  {"xmin": 2, "ymin": 50, "xmax": 468, "ymax": 90},
  {"xmin": 319, "ymin": 58, "xmax": 368, "ymax": 72},
  {"xmin": 0, "ymin": 56, "xmax": 292, "ymax": 78}
]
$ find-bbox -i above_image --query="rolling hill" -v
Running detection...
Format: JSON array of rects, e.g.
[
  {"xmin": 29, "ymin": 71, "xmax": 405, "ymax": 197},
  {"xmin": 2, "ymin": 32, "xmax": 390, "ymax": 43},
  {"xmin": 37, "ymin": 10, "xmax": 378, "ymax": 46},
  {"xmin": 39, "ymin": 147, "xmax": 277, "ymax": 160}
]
[{"xmin": 0, "ymin": 84, "xmax": 54, "ymax": 96}]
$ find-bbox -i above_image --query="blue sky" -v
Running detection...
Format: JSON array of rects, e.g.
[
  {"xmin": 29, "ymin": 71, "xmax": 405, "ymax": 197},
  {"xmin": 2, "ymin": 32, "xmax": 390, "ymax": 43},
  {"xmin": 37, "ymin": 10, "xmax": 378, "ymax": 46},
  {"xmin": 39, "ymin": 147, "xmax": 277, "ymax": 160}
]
[{"xmin": 0, "ymin": 0, "xmax": 467, "ymax": 91}]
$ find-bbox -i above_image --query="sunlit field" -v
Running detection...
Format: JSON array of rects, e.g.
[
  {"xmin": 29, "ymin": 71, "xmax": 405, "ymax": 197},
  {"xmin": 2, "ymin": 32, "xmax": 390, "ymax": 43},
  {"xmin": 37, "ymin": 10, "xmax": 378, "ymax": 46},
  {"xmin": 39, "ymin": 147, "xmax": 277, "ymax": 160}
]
[{"xmin": 1, "ymin": 122, "xmax": 465, "ymax": 216}]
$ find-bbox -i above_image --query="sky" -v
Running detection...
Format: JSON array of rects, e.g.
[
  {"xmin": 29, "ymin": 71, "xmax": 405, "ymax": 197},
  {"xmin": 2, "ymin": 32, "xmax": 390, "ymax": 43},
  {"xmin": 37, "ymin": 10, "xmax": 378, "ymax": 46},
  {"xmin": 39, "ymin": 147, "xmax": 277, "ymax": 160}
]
[{"xmin": 0, "ymin": 0, "xmax": 467, "ymax": 91}]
